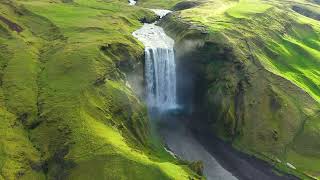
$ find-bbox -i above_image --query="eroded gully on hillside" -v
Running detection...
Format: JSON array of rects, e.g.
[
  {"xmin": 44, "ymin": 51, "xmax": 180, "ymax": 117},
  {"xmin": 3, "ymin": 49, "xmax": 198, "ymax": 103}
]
[{"xmin": 129, "ymin": 2, "xmax": 298, "ymax": 180}]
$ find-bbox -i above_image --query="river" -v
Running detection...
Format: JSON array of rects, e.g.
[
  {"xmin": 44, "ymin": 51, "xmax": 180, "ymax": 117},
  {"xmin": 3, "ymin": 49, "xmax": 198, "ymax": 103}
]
[{"xmin": 130, "ymin": 2, "xmax": 297, "ymax": 180}]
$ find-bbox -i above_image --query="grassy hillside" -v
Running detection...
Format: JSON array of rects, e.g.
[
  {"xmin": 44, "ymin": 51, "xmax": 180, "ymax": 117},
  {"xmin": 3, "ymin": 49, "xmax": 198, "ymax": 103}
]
[
  {"xmin": 0, "ymin": 0, "xmax": 199, "ymax": 179},
  {"xmin": 160, "ymin": 0, "xmax": 320, "ymax": 178},
  {"xmin": 137, "ymin": 0, "xmax": 183, "ymax": 9},
  {"xmin": 181, "ymin": 0, "xmax": 320, "ymax": 103}
]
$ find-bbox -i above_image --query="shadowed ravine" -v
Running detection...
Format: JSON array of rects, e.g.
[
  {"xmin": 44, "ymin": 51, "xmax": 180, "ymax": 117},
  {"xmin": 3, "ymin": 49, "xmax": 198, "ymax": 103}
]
[
  {"xmin": 158, "ymin": 115, "xmax": 299, "ymax": 180},
  {"xmin": 158, "ymin": 116, "xmax": 237, "ymax": 180}
]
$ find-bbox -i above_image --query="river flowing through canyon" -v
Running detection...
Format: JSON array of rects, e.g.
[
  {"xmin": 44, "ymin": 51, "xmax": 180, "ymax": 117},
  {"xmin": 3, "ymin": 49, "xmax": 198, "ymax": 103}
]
[
  {"xmin": 130, "ymin": 3, "xmax": 298, "ymax": 180},
  {"xmin": 132, "ymin": 8, "xmax": 237, "ymax": 180}
]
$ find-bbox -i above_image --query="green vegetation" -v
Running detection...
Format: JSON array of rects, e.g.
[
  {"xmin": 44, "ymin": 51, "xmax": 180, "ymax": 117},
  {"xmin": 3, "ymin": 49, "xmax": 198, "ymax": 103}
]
[
  {"xmin": 181, "ymin": 0, "xmax": 320, "ymax": 103},
  {"xmin": 0, "ymin": 0, "xmax": 198, "ymax": 179},
  {"xmin": 137, "ymin": 0, "xmax": 184, "ymax": 9},
  {"xmin": 1, "ymin": 0, "xmax": 319, "ymax": 178},
  {"xmin": 161, "ymin": 0, "xmax": 320, "ymax": 178}
]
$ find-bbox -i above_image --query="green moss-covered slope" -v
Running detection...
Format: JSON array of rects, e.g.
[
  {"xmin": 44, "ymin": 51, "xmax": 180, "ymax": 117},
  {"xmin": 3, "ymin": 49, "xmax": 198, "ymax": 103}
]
[
  {"xmin": 0, "ymin": 0, "xmax": 199, "ymax": 179},
  {"xmin": 136, "ymin": 0, "xmax": 183, "ymax": 9},
  {"xmin": 161, "ymin": 0, "xmax": 320, "ymax": 178}
]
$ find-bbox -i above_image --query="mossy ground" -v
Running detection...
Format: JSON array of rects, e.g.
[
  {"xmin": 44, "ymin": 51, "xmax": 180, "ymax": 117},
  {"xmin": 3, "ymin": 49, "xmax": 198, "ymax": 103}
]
[
  {"xmin": 161, "ymin": 0, "xmax": 320, "ymax": 178},
  {"xmin": 137, "ymin": 0, "xmax": 184, "ymax": 9},
  {"xmin": 181, "ymin": 0, "xmax": 320, "ymax": 103},
  {"xmin": 1, "ymin": 0, "xmax": 319, "ymax": 179},
  {"xmin": 0, "ymin": 0, "xmax": 199, "ymax": 179}
]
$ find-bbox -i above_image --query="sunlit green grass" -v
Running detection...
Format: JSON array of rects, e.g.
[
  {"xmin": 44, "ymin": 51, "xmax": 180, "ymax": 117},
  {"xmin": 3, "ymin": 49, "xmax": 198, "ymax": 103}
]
[
  {"xmin": 0, "ymin": 0, "xmax": 197, "ymax": 179},
  {"xmin": 137, "ymin": 0, "xmax": 184, "ymax": 9},
  {"xmin": 176, "ymin": 0, "xmax": 320, "ymax": 178},
  {"xmin": 226, "ymin": 0, "xmax": 272, "ymax": 19},
  {"xmin": 181, "ymin": 0, "xmax": 320, "ymax": 104}
]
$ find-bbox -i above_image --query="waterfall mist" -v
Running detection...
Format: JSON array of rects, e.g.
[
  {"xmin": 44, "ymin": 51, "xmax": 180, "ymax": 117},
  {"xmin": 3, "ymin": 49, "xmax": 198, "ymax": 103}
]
[{"xmin": 175, "ymin": 39, "xmax": 205, "ymax": 114}]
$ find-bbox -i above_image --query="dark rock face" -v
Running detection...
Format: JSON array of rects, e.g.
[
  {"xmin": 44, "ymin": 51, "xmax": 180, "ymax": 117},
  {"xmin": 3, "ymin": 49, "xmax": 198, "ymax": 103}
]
[
  {"xmin": 292, "ymin": 5, "xmax": 320, "ymax": 21},
  {"xmin": 139, "ymin": 16, "xmax": 159, "ymax": 23},
  {"xmin": 100, "ymin": 42, "xmax": 138, "ymax": 73},
  {"xmin": 61, "ymin": 0, "xmax": 73, "ymax": 3},
  {"xmin": 99, "ymin": 41, "xmax": 145, "ymax": 99},
  {"xmin": 139, "ymin": 11, "xmax": 158, "ymax": 24},
  {"xmin": 159, "ymin": 14, "xmax": 208, "ymax": 113},
  {"xmin": 172, "ymin": 1, "xmax": 202, "ymax": 11},
  {"xmin": 196, "ymin": 40, "xmax": 316, "ymax": 155},
  {"xmin": 312, "ymin": 0, "xmax": 320, "ymax": 5}
]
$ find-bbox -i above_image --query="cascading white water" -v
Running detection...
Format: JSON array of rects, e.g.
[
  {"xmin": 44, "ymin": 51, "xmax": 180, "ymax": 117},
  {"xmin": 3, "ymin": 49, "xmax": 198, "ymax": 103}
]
[
  {"xmin": 145, "ymin": 46, "xmax": 177, "ymax": 109},
  {"xmin": 133, "ymin": 11, "xmax": 177, "ymax": 110},
  {"xmin": 150, "ymin": 9, "xmax": 172, "ymax": 18},
  {"xmin": 128, "ymin": 0, "xmax": 136, "ymax": 5}
]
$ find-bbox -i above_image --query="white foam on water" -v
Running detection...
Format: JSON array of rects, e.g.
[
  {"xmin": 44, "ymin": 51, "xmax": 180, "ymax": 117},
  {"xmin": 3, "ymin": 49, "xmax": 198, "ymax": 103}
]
[
  {"xmin": 150, "ymin": 9, "xmax": 172, "ymax": 18},
  {"xmin": 128, "ymin": 0, "xmax": 136, "ymax": 5}
]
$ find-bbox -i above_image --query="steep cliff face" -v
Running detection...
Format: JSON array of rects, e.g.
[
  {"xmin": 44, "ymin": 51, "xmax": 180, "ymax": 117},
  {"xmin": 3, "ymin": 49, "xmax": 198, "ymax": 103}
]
[
  {"xmin": 0, "ymin": 0, "xmax": 199, "ymax": 179},
  {"xmin": 160, "ymin": 0, "xmax": 320, "ymax": 178}
]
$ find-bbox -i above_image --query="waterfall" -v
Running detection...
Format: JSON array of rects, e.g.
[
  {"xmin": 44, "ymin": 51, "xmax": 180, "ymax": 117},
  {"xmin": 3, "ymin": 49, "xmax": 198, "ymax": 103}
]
[
  {"xmin": 133, "ymin": 11, "xmax": 177, "ymax": 110},
  {"xmin": 145, "ymin": 47, "xmax": 177, "ymax": 109},
  {"xmin": 128, "ymin": 0, "xmax": 136, "ymax": 5}
]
